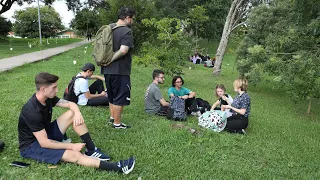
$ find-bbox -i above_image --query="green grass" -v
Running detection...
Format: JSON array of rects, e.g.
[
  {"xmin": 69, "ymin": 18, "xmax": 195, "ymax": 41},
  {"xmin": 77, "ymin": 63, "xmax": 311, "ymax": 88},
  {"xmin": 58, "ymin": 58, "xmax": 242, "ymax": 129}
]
[
  {"xmin": 0, "ymin": 38, "xmax": 83, "ymax": 59},
  {"xmin": 0, "ymin": 44, "xmax": 320, "ymax": 179}
]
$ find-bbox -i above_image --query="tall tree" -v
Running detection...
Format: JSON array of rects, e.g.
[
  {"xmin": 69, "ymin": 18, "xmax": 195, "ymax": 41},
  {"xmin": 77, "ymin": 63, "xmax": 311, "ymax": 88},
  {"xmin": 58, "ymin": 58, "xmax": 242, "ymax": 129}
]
[
  {"xmin": 236, "ymin": 0, "xmax": 320, "ymax": 113},
  {"xmin": 13, "ymin": 6, "xmax": 63, "ymax": 38},
  {"xmin": 70, "ymin": 8, "xmax": 101, "ymax": 36},
  {"xmin": 213, "ymin": 0, "xmax": 251, "ymax": 76},
  {"xmin": 0, "ymin": 16, "xmax": 12, "ymax": 37}
]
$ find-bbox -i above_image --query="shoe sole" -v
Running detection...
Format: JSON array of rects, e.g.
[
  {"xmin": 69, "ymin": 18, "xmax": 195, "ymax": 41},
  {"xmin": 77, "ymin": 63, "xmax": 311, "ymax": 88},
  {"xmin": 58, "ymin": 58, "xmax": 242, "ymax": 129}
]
[
  {"xmin": 123, "ymin": 159, "xmax": 135, "ymax": 175},
  {"xmin": 84, "ymin": 154, "xmax": 110, "ymax": 161}
]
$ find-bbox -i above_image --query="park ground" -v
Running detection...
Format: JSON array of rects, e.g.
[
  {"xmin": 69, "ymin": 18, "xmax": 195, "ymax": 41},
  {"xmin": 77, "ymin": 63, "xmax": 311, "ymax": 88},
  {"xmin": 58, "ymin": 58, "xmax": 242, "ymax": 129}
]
[{"xmin": 0, "ymin": 42, "xmax": 319, "ymax": 179}]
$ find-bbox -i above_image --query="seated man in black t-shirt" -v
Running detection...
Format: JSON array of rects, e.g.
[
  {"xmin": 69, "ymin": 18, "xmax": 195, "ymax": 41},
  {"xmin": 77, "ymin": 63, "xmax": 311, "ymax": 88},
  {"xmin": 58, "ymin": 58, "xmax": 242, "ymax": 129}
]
[{"xmin": 18, "ymin": 72, "xmax": 135, "ymax": 174}]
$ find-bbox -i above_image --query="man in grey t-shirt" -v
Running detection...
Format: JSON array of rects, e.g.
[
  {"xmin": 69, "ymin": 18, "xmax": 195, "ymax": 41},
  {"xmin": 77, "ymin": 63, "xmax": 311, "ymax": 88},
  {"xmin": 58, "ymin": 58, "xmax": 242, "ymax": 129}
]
[{"xmin": 145, "ymin": 69, "xmax": 169, "ymax": 116}]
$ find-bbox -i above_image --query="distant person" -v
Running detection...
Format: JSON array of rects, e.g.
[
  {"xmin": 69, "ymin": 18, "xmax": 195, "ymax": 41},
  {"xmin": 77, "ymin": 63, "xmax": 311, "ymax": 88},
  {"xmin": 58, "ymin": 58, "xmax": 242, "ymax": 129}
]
[
  {"xmin": 168, "ymin": 76, "xmax": 200, "ymax": 116},
  {"xmin": 101, "ymin": 7, "xmax": 136, "ymax": 129},
  {"xmin": 18, "ymin": 72, "xmax": 135, "ymax": 174},
  {"xmin": 74, "ymin": 63, "xmax": 109, "ymax": 106},
  {"xmin": 211, "ymin": 84, "xmax": 233, "ymax": 117},
  {"xmin": 145, "ymin": 69, "xmax": 169, "ymax": 116},
  {"xmin": 87, "ymin": 33, "xmax": 92, "ymax": 41},
  {"xmin": 222, "ymin": 79, "xmax": 251, "ymax": 134}
]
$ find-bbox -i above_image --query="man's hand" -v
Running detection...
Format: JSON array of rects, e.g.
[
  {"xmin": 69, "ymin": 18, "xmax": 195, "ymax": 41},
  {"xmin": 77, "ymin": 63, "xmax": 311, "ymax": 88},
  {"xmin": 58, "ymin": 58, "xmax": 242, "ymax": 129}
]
[
  {"xmin": 73, "ymin": 112, "xmax": 84, "ymax": 127},
  {"xmin": 100, "ymin": 91, "xmax": 107, "ymax": 96},
  {"xmin": 71, "ymin": 143, "xmax": 86, "ymax": 151}
]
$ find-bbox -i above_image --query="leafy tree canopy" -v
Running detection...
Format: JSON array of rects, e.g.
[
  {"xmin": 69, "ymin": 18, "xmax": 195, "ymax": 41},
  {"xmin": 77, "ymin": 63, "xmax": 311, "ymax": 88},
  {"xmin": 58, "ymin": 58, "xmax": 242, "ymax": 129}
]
[
  {"xmin": 236, "ymin": 0, "xmax": 320, "ymax": 111},
  {"xmin": 13, "ymin": 6, "xmax": 63, "ymax": 38},
  {"xmin": 0, "ymin": 16, "xmax": 12, "ymax": 37}
]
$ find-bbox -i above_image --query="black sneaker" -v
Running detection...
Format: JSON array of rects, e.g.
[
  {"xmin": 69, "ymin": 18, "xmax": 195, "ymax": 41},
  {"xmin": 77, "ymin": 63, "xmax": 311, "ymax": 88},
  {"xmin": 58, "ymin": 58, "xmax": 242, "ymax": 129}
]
[
  {"xmin": 113, "ymin": 123, "xmax": 131, "ymax": 129},
  {"xmin": 117, "ymin": 156, "xmax": 135, "ymax": 174},
  {"xmin": 108, "ymin": 118, "xmax": 114, "ymax": 124}
]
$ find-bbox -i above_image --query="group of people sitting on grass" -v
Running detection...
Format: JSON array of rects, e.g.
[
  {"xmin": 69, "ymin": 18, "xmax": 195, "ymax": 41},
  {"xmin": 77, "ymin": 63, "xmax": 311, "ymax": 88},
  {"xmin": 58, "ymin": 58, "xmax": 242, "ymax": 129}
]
[
  {"xmin": 16, "ymin": 62, "xmax": 250, "ymax": 175},
  {"xmin": 144, "ymin": 69, "xmax": 251, "ymax": 134},
  {"xmin": 189, "ymin": 52, "xmax": 216, "ymax": 67}
]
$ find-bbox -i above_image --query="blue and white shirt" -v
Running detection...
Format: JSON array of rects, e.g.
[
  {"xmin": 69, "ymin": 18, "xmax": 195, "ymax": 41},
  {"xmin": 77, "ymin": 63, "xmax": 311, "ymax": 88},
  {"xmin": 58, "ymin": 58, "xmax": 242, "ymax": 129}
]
[{"xmin": 231, "ymin": 92, "xmax": 251, "ymax": 117}]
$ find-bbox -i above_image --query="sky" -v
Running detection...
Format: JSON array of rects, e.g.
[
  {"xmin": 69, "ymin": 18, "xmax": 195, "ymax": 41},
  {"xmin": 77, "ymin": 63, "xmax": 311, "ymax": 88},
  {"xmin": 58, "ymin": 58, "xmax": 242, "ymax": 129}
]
[{"xmin": 2, "ymin": 0, "xmax": 75, "ymax": 28}]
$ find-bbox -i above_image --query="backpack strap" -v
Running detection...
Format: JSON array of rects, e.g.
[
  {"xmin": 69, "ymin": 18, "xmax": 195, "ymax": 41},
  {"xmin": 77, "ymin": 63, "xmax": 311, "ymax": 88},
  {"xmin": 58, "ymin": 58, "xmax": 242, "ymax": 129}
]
[{"xmin": 75, "ymin": 75, "xmax": 85, "ymax": 97}]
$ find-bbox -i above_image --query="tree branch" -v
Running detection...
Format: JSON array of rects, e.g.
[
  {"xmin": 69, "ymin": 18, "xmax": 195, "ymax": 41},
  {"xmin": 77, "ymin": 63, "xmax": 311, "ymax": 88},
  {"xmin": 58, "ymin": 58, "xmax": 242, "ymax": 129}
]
[{"xmin": 0, "ymin": 0, "xmax": 16, "ymax": 14}]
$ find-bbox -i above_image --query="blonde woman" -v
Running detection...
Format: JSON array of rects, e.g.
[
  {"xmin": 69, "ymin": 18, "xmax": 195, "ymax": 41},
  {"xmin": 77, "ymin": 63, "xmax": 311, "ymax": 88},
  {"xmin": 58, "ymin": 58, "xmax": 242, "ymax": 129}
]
[
  {"xmin": 222, "ymin": 79, "xmax": 251, "ymax": 134},
  {"xmin": 211, "ymin": 84, "xmax": 233, "ymax": 117}
]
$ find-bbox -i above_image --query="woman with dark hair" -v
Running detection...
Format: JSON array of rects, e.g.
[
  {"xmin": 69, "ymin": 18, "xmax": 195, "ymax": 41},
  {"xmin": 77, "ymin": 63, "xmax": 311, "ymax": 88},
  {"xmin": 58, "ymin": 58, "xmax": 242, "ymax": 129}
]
[{"xmin": 168, "ymin": 76, "xmax": 200, "ymax": 116}]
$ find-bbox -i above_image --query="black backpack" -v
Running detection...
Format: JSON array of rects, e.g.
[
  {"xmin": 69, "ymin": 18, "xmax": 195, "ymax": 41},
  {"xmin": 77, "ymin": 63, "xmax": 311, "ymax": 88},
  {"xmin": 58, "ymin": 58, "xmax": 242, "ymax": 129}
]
[
  {"xmin": 63, "ymin": 76, "xmax": 84, "ymax": 103},
  {"xmin": 196, "ymin": 98, "xmax": 211, "ymax": 114}
]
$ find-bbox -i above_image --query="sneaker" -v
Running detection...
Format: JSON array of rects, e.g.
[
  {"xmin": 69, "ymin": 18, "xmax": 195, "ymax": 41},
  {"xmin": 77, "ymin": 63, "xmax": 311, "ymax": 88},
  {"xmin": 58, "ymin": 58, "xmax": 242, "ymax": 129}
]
[
  {"xmin": 113, "ymin": 123, "xmax": 131, "ymax": 129},
  {"xmin": 108, "ymin": 118, "xmax": 114, "ymax": 124},
  {"xmin": 117, "ymin": 156, "xmax": 135, "ymax": 174},
  {"xmin": 191, "ymin": 111, "xmax": 202, "ymax": 117},
  {"xmin": 84, "ymin": 148, "xmax": 110, "ymax": 161}
]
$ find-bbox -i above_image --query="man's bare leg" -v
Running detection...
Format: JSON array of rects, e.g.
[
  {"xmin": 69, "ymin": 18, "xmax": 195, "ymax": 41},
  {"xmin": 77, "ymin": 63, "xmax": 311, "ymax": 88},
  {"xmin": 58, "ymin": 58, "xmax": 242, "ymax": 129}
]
[{"xmin": 113, "ymin": 104, "xmax": 124, "ymax": 125}]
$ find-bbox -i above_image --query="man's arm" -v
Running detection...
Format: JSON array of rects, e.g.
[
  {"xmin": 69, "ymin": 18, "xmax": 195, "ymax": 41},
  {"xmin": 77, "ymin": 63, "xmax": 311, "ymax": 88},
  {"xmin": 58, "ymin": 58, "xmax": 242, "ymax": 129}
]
[
  {"xmin": 33, "ymin": 129, "xmax": 85, "ymax": 151},
  {"xmin": 84, "ymin": 91, "xmax": 107, "ymax": 99},
  {"xmin": 111, "ymin": 45, "xmax": 129, "ymax": 61},
  {"xmin": 56, "ymin": 99, "xmax": 84, "ymax": 127},
  {"xmin": 90, "ymin": 75, "xmax": 105, "ymax": 81},
  {"xmin": 159, "ymin": 98, "xmax": 169, "ymax": 107}
]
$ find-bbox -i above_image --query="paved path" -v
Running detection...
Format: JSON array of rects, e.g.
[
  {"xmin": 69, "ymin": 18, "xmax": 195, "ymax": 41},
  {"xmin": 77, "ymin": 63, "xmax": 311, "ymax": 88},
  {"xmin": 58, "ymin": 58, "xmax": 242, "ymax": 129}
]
[{"xmin": 0, "ymin": 40, "xmax": 91, "ymax": 72}]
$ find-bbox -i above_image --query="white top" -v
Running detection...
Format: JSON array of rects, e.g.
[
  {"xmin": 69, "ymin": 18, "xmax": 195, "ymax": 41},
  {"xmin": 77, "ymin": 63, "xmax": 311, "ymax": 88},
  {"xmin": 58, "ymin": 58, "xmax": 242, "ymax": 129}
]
[{"xmin": 73, "ymin": 73, "xmax": 89, "ymax": 105}]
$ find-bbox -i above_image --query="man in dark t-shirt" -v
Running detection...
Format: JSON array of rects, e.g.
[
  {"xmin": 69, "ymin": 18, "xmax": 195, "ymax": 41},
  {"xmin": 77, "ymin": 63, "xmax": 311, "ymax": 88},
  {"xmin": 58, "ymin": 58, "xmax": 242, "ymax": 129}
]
[
  {"xmin": 18, "ymin": 72, "xmax": 135, "ymax": 174},
  {"xmin": 101, "ymin": 7, "xmax": 136, "ymax": 129}
]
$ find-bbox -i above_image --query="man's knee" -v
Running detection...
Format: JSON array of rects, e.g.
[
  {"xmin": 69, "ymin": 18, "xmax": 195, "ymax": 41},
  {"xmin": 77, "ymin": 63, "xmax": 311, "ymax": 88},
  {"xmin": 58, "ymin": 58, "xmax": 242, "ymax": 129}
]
[{"xmin": 62, "ymin": 150, "xmax": 82, "ymax": 163}]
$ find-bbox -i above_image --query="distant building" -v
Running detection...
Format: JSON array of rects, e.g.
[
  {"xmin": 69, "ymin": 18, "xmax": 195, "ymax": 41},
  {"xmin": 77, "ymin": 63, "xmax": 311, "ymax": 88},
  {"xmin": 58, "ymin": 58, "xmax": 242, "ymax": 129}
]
[
  {"xmin": 57, "ymin": 30, "xmax": 77, "ymax": 38},
  {"xmin": 7, "ymin": 31, "xmax": 22, "ymax": 38}
]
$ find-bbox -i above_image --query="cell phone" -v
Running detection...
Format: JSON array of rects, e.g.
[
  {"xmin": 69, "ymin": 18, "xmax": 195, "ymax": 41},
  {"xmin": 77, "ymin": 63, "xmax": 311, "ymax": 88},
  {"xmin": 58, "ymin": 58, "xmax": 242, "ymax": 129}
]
[{"xmin": 10, "ymin": 161, "xmax": 30, "ymax": 168}]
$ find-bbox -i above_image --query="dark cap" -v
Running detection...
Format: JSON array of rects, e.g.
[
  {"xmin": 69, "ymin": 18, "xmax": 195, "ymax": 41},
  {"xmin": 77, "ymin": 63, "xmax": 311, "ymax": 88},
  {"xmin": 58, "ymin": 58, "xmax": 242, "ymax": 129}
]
[{"xmin": 81, "ymin": 63, "xmax": 95, "ymax": 71}]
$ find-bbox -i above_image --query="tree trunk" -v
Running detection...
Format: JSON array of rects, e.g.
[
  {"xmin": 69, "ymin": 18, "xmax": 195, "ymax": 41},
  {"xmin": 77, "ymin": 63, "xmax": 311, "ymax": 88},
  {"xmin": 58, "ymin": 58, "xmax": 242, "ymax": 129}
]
[
  {"xmin": 307, "ymin": 98, "xmax": 312, "ymax": 114},
  {"xmin": 213, "ymin": 0, "xmax": 246, "ymax": 76}
]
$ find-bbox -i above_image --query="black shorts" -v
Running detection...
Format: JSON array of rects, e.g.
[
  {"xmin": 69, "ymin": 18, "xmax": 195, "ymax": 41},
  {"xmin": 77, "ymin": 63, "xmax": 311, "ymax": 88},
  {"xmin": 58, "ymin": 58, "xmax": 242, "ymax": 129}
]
[
  {"xmin": 20, "ymin": 120, "xmax": 66, "ymax": 164},
  {"xmin": 104, "ymin": 74, "xmax": 131, "ymax": 106}
]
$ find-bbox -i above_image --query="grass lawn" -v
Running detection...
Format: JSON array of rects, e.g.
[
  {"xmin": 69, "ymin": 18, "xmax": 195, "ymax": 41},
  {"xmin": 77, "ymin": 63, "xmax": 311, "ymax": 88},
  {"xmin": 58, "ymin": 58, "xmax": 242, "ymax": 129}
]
[
  {"xmin": 0, "ymin": 44, "xmax": 319, "ymax": 179},
  {"xmin": 0, "ymin": 38, "xmax": 83, "ymax": 59}
]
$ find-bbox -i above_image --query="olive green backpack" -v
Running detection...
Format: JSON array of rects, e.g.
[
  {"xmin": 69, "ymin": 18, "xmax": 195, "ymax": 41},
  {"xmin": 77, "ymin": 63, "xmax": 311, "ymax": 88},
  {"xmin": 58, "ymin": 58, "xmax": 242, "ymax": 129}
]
[{"xmin": 92, "ymin": 23, "xmax": 125, "ymax": 66}]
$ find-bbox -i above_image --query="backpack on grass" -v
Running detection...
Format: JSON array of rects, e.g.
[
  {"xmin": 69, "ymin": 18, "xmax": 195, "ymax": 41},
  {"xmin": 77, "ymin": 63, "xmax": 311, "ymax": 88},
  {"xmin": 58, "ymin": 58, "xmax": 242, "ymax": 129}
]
[
  {"xmin": 92, "ymin": 23, "xmax": 126, "ymax": 66},
  {"xmin": 63, "ymin": 76, "xmax": 84, "ymax": 103},
  {"xmin": 198, "ymin": 110, "xmax": 227, "ymax": 132},
  {"xmin": 167, "ymin": 96, "xmax": 186, "ymax": 121},
  {"xmin": 196, "ymin": 98, "xmax": 211, "ymax": 114}
]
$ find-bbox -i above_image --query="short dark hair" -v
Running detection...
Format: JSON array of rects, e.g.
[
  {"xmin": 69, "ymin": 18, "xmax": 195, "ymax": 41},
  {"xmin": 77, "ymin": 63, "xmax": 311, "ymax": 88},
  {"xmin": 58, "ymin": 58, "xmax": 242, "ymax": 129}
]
[
  {"xmin": 118, "ymin": 7, "xmax": 136, "ymax": 20},
  {"xmin": 172, "ymin": 75, "xmax": 184, "ymax": 87},
  {"xmin": 35, "ymin": 72, "xmax": 59, "ymax": 90},
  {"xmin": 152, "ymin": 69, "xmax": 164, "ymax": 79}
]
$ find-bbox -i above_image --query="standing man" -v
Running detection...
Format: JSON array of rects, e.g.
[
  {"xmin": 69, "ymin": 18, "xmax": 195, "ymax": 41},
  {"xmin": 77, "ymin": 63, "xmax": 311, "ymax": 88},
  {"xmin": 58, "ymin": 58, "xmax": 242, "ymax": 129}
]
[
  {"xmin": 101, "ymin": 7, "xmax": 136, "ymax": 129},
  {"xmin": 145, "ymin": 69, "xmax": 169, "ymax": 116},
  {"xmin": 18, "ymin": 72, "xmax": 135, "ymax": 174}
]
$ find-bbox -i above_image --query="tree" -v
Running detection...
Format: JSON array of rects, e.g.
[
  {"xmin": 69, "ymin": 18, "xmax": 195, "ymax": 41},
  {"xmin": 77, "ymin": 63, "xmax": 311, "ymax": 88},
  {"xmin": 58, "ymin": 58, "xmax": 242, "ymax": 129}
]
[
  {"xmin": 0, "ymin": 0, "xmax": 106, "ymax": 15},
  {"xmin": 236, "ymin": 0, "xmax": 320, "ymax": 113},
  {"xmin": 213, "ymin": 0, "xmax": 251, "ymax": 76},
  {"xmin": 0, "ymin": 16, "xmax": 12, "ymax": 37},
  {"xmin": 13, "ymin": 6, "xmax": 63, "ymax": 38},
  {"xmin": 70, "ymin": 8, "xmax": 101, "ymax": 36},
  {"xmin": 187, "ymin": 5, "xmax": 209, "ymax": 49}
]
